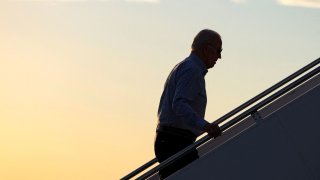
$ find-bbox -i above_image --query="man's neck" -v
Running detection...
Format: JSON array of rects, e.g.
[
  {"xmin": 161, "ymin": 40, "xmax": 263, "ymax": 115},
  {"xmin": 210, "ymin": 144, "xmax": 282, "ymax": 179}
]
[{"xmin": 191, "ymin": 51, "xmax": 208, "ymax": 69}]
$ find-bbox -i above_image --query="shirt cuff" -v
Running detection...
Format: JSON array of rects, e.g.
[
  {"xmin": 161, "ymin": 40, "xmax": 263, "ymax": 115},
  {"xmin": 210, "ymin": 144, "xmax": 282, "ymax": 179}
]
[{"xmin": 197, "ymin": 118, "xmax": 210, "ymax": 131}]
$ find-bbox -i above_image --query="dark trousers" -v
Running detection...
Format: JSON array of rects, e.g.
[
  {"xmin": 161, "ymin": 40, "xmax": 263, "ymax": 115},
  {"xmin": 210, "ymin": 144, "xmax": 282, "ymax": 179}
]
[{"xmin": 154, "ymin": 131, "xmax": 198, "ymax": 179}]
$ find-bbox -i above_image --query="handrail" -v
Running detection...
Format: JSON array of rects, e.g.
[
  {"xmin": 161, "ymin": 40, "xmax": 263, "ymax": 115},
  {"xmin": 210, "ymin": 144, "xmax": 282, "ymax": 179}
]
[
  {"xmin": 121, "ymin": 58, "xmax": 320, "ymax": 180},
  {"xmin": 214, "ymin": 57, "xmax": 320, "ymax": 125},
  {"xmin": 121, "ymin": 159, "xmax": 158, "ymax": 180}
]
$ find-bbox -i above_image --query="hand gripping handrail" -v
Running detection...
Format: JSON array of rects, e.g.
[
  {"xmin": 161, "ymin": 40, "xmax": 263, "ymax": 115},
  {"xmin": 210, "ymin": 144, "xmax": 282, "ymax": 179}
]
[{"xmin": 121, "ymin": 58, "xmax": 320, "ymax": 180}]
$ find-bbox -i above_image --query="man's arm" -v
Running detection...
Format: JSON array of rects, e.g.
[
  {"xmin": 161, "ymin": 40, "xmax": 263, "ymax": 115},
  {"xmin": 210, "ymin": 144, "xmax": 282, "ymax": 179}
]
[
  {"xmin": 172, "ymin": 68, "xmax": 209, "ymax": 132},
  {"xmin": 172, "ymin": 68, "xmax": 221, "ymax": 137}
]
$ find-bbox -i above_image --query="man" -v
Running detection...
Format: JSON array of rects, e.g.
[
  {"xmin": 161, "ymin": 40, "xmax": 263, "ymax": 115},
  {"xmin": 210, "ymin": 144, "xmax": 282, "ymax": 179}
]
[{"xmin": 155, "ymin": 29, "xmax": 223, "ymax": 179}]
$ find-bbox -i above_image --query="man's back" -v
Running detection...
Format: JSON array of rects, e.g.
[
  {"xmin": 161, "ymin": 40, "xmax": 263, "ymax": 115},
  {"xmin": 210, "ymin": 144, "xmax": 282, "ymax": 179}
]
[{"xmin": 157, "ymin": 53, "xmax": 208, "ymax": 136}]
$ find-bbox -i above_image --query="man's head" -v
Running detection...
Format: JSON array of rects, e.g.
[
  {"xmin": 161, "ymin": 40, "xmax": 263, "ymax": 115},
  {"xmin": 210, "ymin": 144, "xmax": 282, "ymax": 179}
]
[{"xmin": 191, "ymin": 29, "xmax": 222, "ymax": 69}]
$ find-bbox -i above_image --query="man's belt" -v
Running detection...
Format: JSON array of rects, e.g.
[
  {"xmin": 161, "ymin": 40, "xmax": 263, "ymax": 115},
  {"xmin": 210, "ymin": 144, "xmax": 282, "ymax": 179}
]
[{"xmin": 157, "ymin": 125, "xmax": 196, "ymax": 140}]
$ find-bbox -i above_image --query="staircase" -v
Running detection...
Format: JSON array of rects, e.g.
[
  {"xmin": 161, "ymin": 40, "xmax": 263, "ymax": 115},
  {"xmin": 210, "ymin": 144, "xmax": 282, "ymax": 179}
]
[{"xmin": 122, "ymin": 58, "xmax": 320, "ymax": 180}]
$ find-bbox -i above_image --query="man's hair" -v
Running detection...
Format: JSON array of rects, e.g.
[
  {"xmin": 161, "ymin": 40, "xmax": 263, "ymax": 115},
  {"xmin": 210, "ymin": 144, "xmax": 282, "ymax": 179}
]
[{"xmin": 191, "ymin": 29, "xmax": 220, "ymax": 51}]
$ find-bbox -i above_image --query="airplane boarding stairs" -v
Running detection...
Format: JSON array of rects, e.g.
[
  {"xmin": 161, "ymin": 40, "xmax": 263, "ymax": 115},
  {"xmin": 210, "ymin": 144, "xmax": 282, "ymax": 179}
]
[{"xmin": 122, "ymin": 58, "xmax": 320, "ymax": 180}]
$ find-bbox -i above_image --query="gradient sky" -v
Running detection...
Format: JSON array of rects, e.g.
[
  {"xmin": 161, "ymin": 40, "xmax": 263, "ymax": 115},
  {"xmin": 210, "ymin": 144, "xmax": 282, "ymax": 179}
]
[{"xmin": 0, "ymin": 0, "xmax": 319, "ymax": 179}]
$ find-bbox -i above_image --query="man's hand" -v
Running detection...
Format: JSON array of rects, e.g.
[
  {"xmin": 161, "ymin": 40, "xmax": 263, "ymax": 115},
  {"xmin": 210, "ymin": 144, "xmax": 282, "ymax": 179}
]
[{"xmin": 203, "ymin": 123, "xmax": 222, "ymax": 138}]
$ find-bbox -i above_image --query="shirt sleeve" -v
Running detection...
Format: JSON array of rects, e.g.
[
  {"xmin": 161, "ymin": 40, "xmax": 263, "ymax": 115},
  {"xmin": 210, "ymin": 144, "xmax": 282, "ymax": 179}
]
[{"xmin": 172, "ymin": 68, "xmax": 209, "ymax": 132}]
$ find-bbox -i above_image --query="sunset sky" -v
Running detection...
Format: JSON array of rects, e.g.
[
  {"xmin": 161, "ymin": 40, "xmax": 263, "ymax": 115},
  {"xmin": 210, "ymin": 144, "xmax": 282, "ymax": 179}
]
[{"xmin": 0, "ymin": 0, "xmax": 319, "ymax": 179}]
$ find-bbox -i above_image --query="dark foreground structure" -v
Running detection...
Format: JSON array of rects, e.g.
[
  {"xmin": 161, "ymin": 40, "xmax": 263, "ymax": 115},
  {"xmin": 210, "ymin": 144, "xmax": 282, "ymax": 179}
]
[{"xmin": 122, "ymin": 58, "xmax": 320, "ymax": 180}]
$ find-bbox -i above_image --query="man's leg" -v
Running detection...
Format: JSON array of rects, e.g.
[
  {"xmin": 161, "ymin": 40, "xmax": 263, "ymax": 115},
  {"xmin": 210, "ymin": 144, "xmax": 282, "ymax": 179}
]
[{"xmin": 154, "ymin": 132, "xmax": 198, "ymax": 179}]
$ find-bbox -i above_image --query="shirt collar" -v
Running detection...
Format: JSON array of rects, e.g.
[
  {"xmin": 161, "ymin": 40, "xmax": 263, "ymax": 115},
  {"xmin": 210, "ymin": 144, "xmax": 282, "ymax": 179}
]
[{"xmin": 189, "ymin": 53, "xmax": 208, "ymax": 76}]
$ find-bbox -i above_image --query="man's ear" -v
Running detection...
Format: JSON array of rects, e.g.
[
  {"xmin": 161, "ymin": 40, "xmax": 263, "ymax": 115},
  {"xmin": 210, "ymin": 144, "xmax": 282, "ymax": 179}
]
[{"xmin": 203, "ymin": 45, "xmax": 210, "ymax": 58}]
